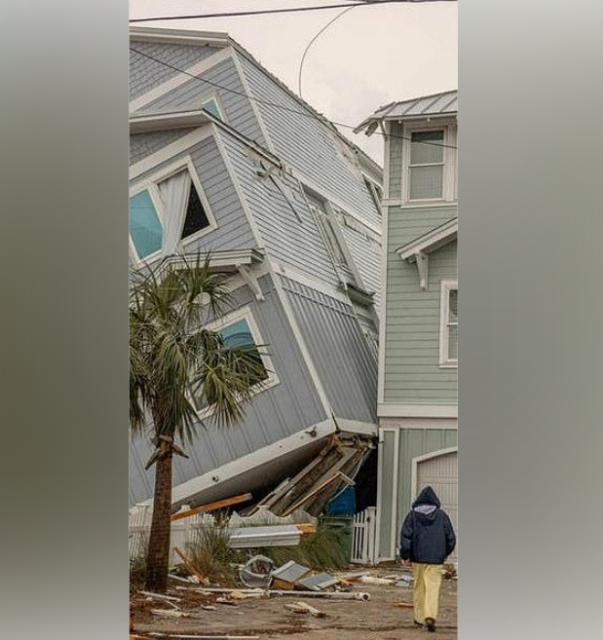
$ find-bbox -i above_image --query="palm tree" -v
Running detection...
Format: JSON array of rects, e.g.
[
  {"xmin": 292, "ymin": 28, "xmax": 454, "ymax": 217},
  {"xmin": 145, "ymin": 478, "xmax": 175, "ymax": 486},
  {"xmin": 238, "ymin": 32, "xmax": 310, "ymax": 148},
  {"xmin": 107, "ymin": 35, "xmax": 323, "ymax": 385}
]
[{"xmin": 129, "ymin": 255, "xmax": 268, "ymax": 593}]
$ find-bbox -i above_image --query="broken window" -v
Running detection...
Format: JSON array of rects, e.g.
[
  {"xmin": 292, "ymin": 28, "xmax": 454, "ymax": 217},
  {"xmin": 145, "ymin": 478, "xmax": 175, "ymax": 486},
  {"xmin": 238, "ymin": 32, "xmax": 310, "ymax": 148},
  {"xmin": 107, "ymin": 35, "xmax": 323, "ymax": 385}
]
[{"xmin": 364, "ymin": 177, "xmax": 383, "ymax": 217}]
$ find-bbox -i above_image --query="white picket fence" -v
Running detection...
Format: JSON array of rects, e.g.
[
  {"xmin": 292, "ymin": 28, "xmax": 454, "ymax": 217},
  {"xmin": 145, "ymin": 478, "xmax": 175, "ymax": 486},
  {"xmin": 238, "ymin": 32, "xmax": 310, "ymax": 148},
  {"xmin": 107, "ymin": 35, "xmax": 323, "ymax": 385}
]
[{"xmin": 351, "ymin": 507, "xmax": 377, "ymax": 565}]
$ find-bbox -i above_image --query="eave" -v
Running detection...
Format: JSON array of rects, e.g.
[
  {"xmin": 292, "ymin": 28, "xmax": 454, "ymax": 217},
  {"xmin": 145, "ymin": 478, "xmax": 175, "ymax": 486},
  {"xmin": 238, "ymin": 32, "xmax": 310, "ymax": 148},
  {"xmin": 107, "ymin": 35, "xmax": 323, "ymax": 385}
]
[
  {"xmin": 130, "ymin": 109, "xmax": 214, "ymax": 133},
  {"xmin": 156, "ymin": 249, "xmax": 265, "ymax": 278},
  {"xmin": 396, "ymin": 218, "xmax": 458, "ymax": 291},
  {"xmin": 130, "ymin": 26, "xmax": 230, "ymax": 48}
]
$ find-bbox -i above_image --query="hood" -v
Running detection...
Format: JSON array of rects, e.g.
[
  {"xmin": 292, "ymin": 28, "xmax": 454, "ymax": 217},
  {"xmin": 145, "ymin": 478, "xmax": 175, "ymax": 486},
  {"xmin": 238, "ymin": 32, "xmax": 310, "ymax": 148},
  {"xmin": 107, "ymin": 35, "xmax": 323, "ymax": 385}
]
[{"xmin": 412, "ymin": 486, "xmax": 441, "ymax": 509}]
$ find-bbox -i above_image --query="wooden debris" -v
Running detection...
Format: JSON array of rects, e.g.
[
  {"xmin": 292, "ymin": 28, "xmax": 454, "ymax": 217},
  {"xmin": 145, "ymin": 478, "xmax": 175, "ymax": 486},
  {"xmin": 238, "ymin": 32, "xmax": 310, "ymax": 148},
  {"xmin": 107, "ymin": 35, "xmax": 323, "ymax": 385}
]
[
  {"xmin": 359, "ymin": 576, "xmax": 396, "ymax": 586},
  {"xmin": 148, "ymin": 634, "xmax": 260, "ymax": 639},
  {"xmin": 173, "ymin": 546, "xmax": 210, "ymax": 586},
  {"xmin": 171, "ymin": 494, "xmax": 253, "ymax": 522},
  {"xmin": 194, "ymin": 587, "xmax": 370, "ymax": 601},
  {"xmin": 395, "ymin": 601, "xmax": 415, "ymax": 609},
  {"xmin": 151, "ymin": 608, "xmax": 190, "ymax": 618},
  {"xmin": 139, "ymin": 590, "xmax": 182, "ymax": 603},
  {"xmin": 285, "ymin": 601, "xmax": 327, "ymax": 618}
]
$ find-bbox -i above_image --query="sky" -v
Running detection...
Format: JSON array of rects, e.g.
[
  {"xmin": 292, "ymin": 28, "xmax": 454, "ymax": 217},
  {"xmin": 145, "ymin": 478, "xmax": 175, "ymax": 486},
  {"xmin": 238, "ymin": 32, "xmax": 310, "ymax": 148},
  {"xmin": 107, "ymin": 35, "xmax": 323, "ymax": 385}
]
[{"xmin": 129, "ymin": 0, "xmax": 458, "ymax": 164}]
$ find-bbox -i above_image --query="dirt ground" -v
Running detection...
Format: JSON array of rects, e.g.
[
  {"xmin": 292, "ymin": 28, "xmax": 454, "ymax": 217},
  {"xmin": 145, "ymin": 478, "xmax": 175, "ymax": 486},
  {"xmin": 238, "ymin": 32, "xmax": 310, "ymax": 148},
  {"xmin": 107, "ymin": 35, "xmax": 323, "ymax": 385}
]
[{"xmin": 131, "ymin": 571, "xmax": 457, "ymax": 639}]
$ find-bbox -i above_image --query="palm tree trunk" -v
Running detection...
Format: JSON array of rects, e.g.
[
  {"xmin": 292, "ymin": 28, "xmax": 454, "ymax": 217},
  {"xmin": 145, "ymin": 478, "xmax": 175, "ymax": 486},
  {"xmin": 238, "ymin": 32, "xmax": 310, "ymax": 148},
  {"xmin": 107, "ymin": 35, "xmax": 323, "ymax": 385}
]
[{"xmin": 145, "ymin": 445, "xmax": 173, "ymax": 593}]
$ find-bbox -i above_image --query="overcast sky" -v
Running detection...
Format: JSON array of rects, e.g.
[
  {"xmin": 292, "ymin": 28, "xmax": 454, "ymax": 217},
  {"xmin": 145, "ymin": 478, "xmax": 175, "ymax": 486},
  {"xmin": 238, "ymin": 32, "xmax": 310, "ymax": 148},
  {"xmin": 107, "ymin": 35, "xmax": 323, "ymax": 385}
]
[{"xmin": 130, "ymin": 0, "xmax": 458, "ymax": 164}]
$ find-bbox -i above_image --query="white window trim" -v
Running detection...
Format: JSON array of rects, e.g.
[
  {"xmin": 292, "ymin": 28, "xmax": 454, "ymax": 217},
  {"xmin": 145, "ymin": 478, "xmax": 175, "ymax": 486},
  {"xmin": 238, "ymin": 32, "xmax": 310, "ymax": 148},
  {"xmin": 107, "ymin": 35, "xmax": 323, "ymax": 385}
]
[
  {"xmin": 439, "ymin": 280, "xmax": 458, "ymax": 368},
  {"xmin": 200, "ymin": 93, "xmax": 227, "ymax": 123},
  {"xmin": 193, "ymin": 306, "xmax": 280, "ymax": 420},
  {"xmin": 362, "ymin": 172, "xmax": 383, "ymax": 216},
  {"xmin": 129, "ymin": 155, "xmax": 218, "ymax": 266},
  {"xmin": 128, "ymin": 183, "xmax": 166, "ymax": 264},
  {"xmin": 401, "ymin": 120, "xmax": 457, "ymax": 205}
]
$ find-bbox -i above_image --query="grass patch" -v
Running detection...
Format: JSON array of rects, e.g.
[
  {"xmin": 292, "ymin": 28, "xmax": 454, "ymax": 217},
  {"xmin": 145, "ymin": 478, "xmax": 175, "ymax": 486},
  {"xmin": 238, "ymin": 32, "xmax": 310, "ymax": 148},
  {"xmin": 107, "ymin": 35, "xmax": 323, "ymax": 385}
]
[
  {"xmin": 129, "ymin": 553, "xmax": 147, "ymax": 595},
  {"xmin": 186, "ymin": 523, "xmax": 246, "ymax": 586}
]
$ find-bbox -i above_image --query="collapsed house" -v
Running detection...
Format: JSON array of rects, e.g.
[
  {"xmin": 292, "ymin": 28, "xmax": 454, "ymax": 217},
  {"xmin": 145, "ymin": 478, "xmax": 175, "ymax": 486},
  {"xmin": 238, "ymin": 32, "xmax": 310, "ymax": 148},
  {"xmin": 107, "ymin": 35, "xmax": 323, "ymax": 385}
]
[{"xmin": 128, "ymin": 27, "xmax": 383, "ymax": 515}]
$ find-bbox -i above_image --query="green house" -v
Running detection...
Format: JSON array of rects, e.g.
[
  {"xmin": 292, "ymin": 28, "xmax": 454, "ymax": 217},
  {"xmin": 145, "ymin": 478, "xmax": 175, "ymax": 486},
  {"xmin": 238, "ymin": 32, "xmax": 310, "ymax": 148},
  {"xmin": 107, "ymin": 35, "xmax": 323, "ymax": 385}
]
[{"xmin": 356, "ymin": 91, "xmax": 458, "ymax": 562}]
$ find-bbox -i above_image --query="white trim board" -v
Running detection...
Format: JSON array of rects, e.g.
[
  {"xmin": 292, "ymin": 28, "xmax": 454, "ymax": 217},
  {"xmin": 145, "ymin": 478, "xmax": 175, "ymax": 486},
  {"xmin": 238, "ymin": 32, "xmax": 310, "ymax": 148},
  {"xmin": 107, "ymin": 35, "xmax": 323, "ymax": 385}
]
[
  {"xmin": 335, "ymin": 418, "xmax": 378, "ymax": 436},
  {"xmin": 161, "ymin": 418, "xmax": 338, "ymax": 508},
  {"xmin": 130, "ymin": 46, "xmax": 235, "ymax": 113},
  {"xmin": 379, "ymin": 417, "xmax": 458, "ymax": 431},
  {"xmin": 378, "ymin": 403, "xmax": 458, "ymax": 419}
]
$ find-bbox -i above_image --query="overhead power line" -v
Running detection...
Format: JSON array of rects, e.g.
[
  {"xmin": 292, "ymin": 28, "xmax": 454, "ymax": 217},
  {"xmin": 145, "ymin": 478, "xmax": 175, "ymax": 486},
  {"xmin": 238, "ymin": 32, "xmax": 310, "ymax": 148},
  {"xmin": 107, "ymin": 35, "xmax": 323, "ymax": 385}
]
[
  {"xmin": 130, "ymin": 47, "xmax": 458, "ymax": 150},
  {"xmin": 130, "ymin": 0, "xmax": 458, "ymax": 23},
  {"xmin": 298, "ymin": 5, "xmax": 359, "ymax": 98}
]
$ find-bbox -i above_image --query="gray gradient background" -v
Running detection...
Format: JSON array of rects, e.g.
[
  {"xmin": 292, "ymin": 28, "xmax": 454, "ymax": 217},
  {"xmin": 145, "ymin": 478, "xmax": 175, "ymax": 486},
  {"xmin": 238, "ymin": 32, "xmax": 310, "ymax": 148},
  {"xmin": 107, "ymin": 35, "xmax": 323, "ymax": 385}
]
[{"xmin": 1, "ymin": 1, "xmax": 602, "ymax": 638}]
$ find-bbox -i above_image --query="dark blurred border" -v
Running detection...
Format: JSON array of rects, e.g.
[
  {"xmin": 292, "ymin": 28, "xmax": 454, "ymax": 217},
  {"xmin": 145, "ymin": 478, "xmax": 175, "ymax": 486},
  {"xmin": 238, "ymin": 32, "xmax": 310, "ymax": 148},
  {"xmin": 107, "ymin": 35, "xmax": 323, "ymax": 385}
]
[{"xmin": 0, "ymin": 2, "xmax": 128, "ymax": 639}]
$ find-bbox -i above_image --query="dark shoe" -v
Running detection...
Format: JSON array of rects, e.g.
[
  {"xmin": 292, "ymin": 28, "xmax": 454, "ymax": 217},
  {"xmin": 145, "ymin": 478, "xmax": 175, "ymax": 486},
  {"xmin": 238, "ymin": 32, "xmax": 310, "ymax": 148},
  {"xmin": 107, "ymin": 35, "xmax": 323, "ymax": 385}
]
[
  {"xmin": 425, "ymin": 618, "xmax": 436, "ymax": 632},
  {"xmin": 414, "ymin": 620, "xmax": 424, "ymax": 627}
]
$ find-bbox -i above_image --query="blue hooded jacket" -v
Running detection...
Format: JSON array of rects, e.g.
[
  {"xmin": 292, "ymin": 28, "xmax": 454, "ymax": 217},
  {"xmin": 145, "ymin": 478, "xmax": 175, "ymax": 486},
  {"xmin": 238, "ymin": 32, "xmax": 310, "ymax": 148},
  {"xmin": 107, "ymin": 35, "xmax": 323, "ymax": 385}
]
[{"xmin": 399, "ymin": 486, "xmax": 456, "ymax": 564}]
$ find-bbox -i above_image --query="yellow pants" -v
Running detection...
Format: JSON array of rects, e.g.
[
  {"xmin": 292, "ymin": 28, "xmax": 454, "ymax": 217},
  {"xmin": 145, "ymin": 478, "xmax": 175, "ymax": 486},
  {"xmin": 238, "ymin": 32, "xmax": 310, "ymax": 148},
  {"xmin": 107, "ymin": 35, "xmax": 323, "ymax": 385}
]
[{"xmin": 413, "ymin": 563, "xmax": 443, "ymax": 623}]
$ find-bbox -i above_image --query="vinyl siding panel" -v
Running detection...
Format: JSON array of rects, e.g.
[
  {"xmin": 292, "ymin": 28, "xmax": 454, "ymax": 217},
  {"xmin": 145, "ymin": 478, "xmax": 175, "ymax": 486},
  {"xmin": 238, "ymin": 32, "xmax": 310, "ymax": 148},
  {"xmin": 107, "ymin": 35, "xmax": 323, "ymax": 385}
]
[
  {"xmin": 143, "ymin": 58, "xmax": 265, "ymax": 146},
  {"xmin": 384, "ymin": 240, "xmax": 457, "ymax": 403},
  {"xmin": 218, "ymin": 131, "xmax": 341, "ymax": 287},
  {"xmin": 282, "ymin": 277, "xmax": 378, "ymax": 424},
  {"xmin": 130, "ymin": 42, "xmax": 221, "ymax": 101},
  {"xmin": 129, "ymin": 130, "xmax": 192, "ymax": 165},
  {"xmin": 130, "ymin": 132, "xmax": 257, "ymax": 256},
  {"xmin": 238, "ymin": 54, "xmax": 382, "ymax": 231},
  {"xmin": 129, "ymin": 274, "xmax": 328, "ymax": 506}
]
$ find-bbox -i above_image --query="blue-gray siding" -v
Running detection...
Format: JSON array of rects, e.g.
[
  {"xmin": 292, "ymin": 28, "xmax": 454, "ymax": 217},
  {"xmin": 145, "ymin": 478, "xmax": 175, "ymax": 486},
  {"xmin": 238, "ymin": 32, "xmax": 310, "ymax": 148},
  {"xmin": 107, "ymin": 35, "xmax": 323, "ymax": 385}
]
[
  {"xmin": 282, "ymin": 276, "xmax": 378, "ymax": 424},
  {"xmin": 143, "ymin": 58, "xmax": 266, "ymax": 146},
  {"xmin": 218, "ymin": 131, "xmax": 341, "ymax": 287},
  {"xmin": 238, "ymin": 54, "xmax": 382, "ymax": 231},
  {"xmin": 130, "ymin": 42, "xmax": 222, "ymax": 101},
  {"xmin": 129, "ymin": 274, "xmax": 328, "ymax": 506},
  {"xmin": 130, "ymin": 130, "xmax": 192, "ymax": 165}
]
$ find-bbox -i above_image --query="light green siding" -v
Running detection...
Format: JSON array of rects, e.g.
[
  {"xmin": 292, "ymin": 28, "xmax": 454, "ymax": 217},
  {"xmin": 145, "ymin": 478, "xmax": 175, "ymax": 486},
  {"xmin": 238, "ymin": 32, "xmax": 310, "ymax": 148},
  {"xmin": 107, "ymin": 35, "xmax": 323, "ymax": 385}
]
[
  {"xmin": 384, "ymin": 238, "xmax": 457, "ymax": 403},
  {"xmin": 388, "ymin": 123, "xmax": 404, "ymax": 199},
  {"xmin": 378, "ymin": 427, "xmax": 457, "ymax": 558}
]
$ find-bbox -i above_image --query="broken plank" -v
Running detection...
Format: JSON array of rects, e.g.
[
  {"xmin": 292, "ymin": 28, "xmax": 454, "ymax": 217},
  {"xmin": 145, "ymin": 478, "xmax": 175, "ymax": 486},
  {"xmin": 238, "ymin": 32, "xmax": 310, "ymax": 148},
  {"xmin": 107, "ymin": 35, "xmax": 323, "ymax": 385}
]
[
  {"xmin": 139, "ymin": 590, "xmax": 182, "ymax": 602},
  {"xmin": 171, "ymin": 494, "xmax": 252, "ymax": 521}
]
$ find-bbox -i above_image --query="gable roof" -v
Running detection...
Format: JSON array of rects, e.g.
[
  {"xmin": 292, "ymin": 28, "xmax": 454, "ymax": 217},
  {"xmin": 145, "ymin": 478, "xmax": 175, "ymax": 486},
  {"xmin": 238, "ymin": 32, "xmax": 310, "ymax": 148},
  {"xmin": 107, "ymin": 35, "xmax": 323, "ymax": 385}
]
[
  {"xmin": 130, "ymin": 26, "xmax": 382, "ymax": 179},
  {"xmin": 396, "ymin": 217, "xmax": 458, "ymax": 261},
  {"xmin": 355, "ymin": 90, "xmax": 458, "ymax": 133}
]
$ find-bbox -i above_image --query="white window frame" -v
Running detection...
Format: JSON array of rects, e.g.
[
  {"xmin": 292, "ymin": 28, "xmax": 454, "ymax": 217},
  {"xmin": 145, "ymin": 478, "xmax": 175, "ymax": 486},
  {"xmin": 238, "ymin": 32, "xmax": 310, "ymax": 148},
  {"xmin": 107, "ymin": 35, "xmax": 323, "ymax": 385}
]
[
  {"xmin": 129, "ymin": 155, "xmax": 218, "ymax": 266},
  {"xmin": 439, "ymin": 280, "xmax": 458, "ymax": 368},
  {"xmin": 401, "ymin": 120, "xmax": 457, "ymax": 204},
  {"xmin": 363, "ymin": 174, "xmax": 383, "ymax": 216},
  {"xmin": 192, "ymin": 306, "xmax": 280, "ymax": 420},
  {"xmin": 200, "ymin": 93, "xmax": 227, "ymax": 122},
  {"xmin": 128, "ymin": 183, "xmax": 166, "ymax": 264}
]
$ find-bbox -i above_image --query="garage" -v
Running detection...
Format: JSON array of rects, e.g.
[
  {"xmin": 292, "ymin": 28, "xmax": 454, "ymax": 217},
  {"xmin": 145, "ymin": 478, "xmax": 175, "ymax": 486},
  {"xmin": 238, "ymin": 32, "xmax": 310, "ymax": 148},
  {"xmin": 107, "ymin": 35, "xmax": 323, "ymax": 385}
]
[{"xmin": 413, "ymin": 447, "xmax": 458, "ymax": 561}]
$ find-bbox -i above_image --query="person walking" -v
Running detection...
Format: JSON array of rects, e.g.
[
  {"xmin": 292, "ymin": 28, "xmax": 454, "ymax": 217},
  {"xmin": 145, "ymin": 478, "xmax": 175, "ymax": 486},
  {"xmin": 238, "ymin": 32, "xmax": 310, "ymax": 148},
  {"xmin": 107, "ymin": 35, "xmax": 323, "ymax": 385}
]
[{"xmin": 399, "ymin": 486, "xmax": 456, "ymax": 633}]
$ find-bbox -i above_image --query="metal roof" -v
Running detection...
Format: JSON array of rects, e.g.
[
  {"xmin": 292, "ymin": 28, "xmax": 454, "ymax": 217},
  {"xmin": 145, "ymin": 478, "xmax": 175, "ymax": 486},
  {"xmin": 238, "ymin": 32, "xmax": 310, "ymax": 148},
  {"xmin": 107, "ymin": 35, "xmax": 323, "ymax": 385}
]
[{"xmin": 355, "ymin": 90, "xmax": 457, "ymax": 132}]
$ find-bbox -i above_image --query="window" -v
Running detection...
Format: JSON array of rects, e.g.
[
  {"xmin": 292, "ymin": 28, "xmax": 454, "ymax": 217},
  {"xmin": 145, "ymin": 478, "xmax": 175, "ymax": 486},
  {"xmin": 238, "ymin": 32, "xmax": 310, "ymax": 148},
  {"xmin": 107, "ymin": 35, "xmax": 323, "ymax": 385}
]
[
  {"xmin": 439, "ymin": 281, "xmax": 458, "ymax": 367},
  {"xmin": 193, "ymin": 313, "xmax": 273, "ymax": 414},
  {"xmin": 129, "ymin": 188, "xmax": 164, "ymax": 260},
  {"xmin": 364, "ymin": 176, "xmax": 383, "ymax": 216},
  {"xmin": 409, "ymin": 129, "xmax": 445, "ymax": 200},
  {"xmin": 201, "ymin": 98, "xmax": 224, "ymax": 121},
  {"xmin": 314, "ymin": 207, "xmax": 354, "ymax": 279},
  {"xmin": 129, "ymin": 157, "xmax": 216, "ymax": 263}
]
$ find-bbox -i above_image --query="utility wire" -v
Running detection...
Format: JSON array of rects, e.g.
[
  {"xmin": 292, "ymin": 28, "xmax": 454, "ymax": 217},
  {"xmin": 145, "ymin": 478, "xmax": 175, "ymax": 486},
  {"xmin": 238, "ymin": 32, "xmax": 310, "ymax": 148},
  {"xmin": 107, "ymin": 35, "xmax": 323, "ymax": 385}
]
[
  {"xmin": 298, "ymin": 5, "xmax": 359, "ymax": 98},
  {"xmin": 130, "ymin": 0, "xmax": 458, "ymax": 23},
  {"xmin": 130, "ymin": 47, "xmax": 458, "ymax": 150}
]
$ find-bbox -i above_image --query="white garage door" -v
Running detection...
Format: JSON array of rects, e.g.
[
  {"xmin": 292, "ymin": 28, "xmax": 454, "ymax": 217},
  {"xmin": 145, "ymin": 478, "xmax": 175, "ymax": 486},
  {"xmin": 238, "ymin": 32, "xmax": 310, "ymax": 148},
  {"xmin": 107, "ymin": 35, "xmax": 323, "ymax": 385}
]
[{"xmin": 415, "ymin": 449, "xmax": 458, "ymax": 562}]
